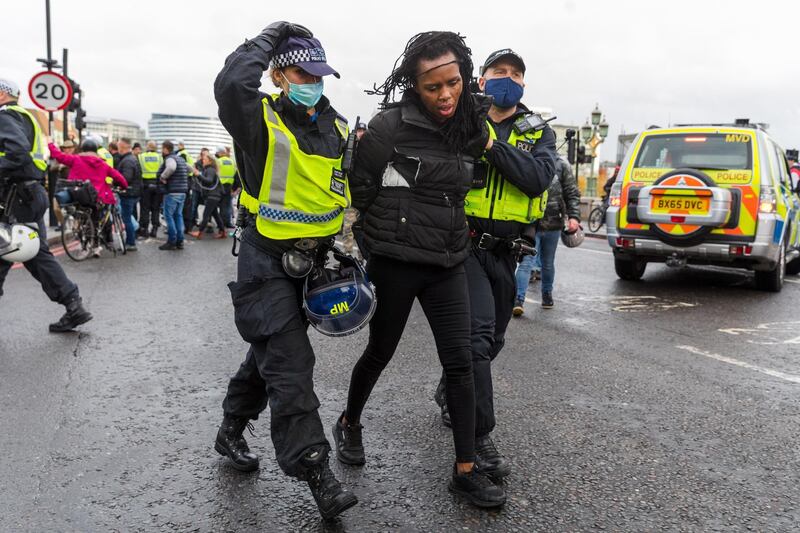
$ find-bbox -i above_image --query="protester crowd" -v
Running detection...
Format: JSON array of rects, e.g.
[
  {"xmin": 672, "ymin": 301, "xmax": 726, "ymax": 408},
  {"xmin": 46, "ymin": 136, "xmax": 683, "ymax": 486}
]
[{"xmin": 47, "ymin": 135, "xmax": 241, "ymax": 253}]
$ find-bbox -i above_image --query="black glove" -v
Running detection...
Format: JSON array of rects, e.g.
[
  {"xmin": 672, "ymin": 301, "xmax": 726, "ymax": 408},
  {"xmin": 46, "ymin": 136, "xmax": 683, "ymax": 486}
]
[
  {"xmin": 463, "ymin": 119, "xmax": 490, "ymax": 159},
  {"xmin": 253, "ymin": 21, "xmax": 313, "ymax": 53}
]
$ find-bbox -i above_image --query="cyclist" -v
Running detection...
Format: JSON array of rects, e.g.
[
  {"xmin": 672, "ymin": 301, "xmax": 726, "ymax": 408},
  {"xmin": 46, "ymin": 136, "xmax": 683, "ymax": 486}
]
[{"xmin": 48, "ymin": 137, "xmax": 128, "ymax": 256}]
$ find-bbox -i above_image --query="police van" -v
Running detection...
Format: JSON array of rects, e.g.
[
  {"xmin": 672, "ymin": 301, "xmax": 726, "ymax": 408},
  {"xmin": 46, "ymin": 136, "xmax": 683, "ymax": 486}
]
[{"xmin": 606, "ymin": 120, "xmax": 800, "ymax": 292}]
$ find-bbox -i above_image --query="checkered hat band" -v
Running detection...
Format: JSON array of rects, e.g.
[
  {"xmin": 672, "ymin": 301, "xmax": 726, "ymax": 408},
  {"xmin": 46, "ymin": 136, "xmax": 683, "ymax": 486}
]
[
  {"xmin": 271, "ymin": 47, "xmax": 327, "ymax": 69},
  {"xmin": 0, "ymin": 79, "xmax": 19, "ymax": 97},
  {"xmin": 258, "ymin": 204, "xmax": 343, "ymax": 224}
]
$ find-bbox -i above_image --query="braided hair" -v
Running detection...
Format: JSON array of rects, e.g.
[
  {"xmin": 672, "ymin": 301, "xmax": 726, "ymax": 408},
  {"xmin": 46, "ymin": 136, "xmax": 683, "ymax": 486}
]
[{"xmin": 368, "ymin": 31, "xmax": 479, "ymax": 153}]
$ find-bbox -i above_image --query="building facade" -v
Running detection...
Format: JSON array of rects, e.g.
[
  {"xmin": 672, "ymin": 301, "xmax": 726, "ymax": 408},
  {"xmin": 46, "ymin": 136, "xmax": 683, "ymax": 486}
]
[
  {"xmin": 147, "ymin": 114, "xmax": 231, "ymax": 158},
  {"xmin": 85, "ymin": 117, "xmax": 145, "ymax": 145}
]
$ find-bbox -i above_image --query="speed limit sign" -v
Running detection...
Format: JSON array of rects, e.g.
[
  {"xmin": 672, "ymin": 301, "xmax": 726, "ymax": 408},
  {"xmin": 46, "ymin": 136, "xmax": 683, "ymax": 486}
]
[{"xmin": 28, "ymin": 71, "xmax": 73, "ymax": 112}]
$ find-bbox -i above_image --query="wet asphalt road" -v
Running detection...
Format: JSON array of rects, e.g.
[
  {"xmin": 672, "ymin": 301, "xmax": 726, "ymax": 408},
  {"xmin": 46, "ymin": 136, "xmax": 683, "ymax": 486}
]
[{"xmin": 1, "ymin": 233, "xmax": 799, "ymax": 532}]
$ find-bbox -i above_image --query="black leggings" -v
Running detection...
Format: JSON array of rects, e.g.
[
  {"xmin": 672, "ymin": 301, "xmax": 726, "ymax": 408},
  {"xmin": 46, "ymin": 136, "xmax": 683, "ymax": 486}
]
[
  {"xmin": 198, "ymin": 197, "xmax": 224, "ymax": 232},
  {"xmin": 345, "ymin": 254, "xmax": 476, "ymax": 463}
]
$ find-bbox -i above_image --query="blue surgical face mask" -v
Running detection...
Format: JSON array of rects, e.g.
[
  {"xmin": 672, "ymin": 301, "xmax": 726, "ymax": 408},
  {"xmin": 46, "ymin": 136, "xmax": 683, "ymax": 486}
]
[
  {"xmin": 484, "ymin": 77, "xmax": 524, "ymax": 109},
  {"xmin": 282, "ymin": 72, "xmax": 324, "ymax": 109}
]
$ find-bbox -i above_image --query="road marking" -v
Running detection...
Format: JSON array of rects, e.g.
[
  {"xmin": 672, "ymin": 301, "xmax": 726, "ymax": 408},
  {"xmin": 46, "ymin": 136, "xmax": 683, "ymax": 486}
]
[
  {"xmin": 785, "ymin": 278, "xmax": 800, "ymax": 284},
  {"xmin": 577, "ymin": 294, "xmax": 697, "ymax": 312},
  {"xmin": 718, "ymin": 321, "xmax": 800, "ymax": 345},
  {"xmin": 677, "ymin": 345, "xmax": 800, "ymax": 384}
]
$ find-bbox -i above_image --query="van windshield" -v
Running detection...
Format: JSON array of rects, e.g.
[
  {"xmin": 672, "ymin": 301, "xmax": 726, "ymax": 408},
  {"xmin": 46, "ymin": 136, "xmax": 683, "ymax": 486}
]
[{"xmin": 634, "ymin": 133, "xmax": 752, "ymax": 170}]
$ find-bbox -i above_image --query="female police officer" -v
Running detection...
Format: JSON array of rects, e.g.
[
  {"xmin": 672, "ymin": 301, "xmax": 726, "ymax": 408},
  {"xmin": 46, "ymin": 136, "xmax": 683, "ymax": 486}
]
[
  {"xmin": 330, "ymin": 31, "xmax": 506, "ymax": 508},
  {"xmin": 213, "ymin": 22, "xmax": 357, "ymax": 520}
]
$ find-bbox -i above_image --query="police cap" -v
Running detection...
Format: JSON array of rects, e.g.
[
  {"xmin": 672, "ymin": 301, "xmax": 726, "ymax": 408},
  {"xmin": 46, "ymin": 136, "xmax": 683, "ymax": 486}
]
[{"xmin": 481, "ymin": 49, "xmax": 526, "ymax": 76}]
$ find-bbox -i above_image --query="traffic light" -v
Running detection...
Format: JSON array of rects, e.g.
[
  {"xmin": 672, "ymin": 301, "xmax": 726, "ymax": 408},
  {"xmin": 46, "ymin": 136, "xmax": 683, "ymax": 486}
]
[
  {"xmin": 67, "ymin": 77, "xmax": 81, "ymax": 111},
  {"xmin": 566, "ymin": 129, "xmax": 577, "ymax": 164},
  {"xmin": 577, "ymin": 145, "xmax": 586, "ymax": 164},
  {"xmin": 75, "ymin": 108, "xmax": 86, "ymax": 132}
]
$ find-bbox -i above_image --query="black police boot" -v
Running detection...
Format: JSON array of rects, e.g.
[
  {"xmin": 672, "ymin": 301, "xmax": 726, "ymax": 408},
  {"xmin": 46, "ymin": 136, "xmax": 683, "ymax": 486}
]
[
  {"xmin": 214, "ymin": 415, "xmax": 259, "ymax": 472},
  {"xmin": 49, "ymin": 298, "xmax": 93, "ymax": 333},
  {"xmin": 332, "ymin": 412, "xmax": 365, "ymax": 465},
  {"xmin": 475, "ymin": 434, "xmax": 511, "ymax": 479},
  {"xmin": 434, "ymin": 380, "xmax": 452, "ymax": 428},
  {"xmin": 302, "ymin": 447, "xmax": 358, "ymax": 520},
  {"xmin": 449, "ymin": 463, "xmax": 506, "ymax": 508}
]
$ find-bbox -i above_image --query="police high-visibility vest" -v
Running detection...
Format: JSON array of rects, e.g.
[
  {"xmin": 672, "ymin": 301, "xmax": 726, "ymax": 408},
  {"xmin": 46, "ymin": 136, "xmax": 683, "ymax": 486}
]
[
  {"xmin": 464, "ymin": 119, "xmax": 548, "ymax": 224},
  {"xmin": 98, "ymin": 146, "xmax": 114, "ymax": 168},
  {"xmin": 238, "ymin": 188, "xmax": 260, "ymax": 214},
  {"xmin": 138, "ymin": 151, "xmax": 163, "ymax": 179},
  {"xmin": 0, "ymin": 105, "xmax": 48, "ymax": 171},
  {"xmin": 218, "ymin": 155, "xmax": 237, "ymax": 185},
  {"xmin": 253, "ymin": 95, "xmax": 350, "ymax": 240},
  {"xmin": 178, "ymin": 149, "xmax": 195, "ymax": 171}
]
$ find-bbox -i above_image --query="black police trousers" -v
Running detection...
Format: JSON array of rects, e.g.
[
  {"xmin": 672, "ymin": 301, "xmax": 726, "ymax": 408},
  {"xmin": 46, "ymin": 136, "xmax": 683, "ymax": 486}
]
[
  {"xmin": 139, "ymin": 184, "xmax": 162, "ymax": 232},
  {"xmin": 436, "ymin": 248, "xmax": 517, "ymax": 438},
  {"xmin": 0, "ymin": 182, "xmax": 79, "ymax": 304},
  {"xmin": 222, "ymin": 239, "xmax": 328, "ymax": 479},
  {"xmin": 345, "ymin": 254, "xmax": 476, "ymax": 463},
  {"xmin": 466, "ymin": 249, "xmax": 517, "ymax": 437}
]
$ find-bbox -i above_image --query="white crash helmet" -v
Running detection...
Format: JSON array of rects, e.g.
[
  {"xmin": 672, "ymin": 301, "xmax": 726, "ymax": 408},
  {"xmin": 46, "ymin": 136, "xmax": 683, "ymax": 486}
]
[
  {"xmin": 560, "ymin": 224, "xmax": 585, "ymax": 248},
  {"xmin": 0, "ymin": 223, "xmax": 40, "ymax": 263}
]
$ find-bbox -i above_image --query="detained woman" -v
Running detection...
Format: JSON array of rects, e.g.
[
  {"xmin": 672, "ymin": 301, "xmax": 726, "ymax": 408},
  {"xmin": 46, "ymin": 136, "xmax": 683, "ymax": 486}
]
[
  {"xmin": 332, "ymin": 31, "xmax": 505, "ymax": 508},
  {"xmin": 189, "ymin": 153, "xmax": 226, "ymax": 239}
]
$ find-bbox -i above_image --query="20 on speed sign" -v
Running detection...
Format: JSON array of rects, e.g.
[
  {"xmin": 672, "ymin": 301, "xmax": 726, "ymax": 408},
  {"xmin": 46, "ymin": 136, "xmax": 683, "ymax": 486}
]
[{"xmin": 28, "ymin": 71, "xmax": 73, "ymax": 112}]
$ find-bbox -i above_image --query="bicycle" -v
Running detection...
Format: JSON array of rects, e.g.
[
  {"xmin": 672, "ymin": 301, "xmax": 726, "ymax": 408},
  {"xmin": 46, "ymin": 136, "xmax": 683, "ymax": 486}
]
[
  {"xmin": 60, "ymin": 194, "xmax": 126, "ymax": 261},
  {"xmin": 588, "ymin": 201, "xmax": 608, "ymax": 233}
]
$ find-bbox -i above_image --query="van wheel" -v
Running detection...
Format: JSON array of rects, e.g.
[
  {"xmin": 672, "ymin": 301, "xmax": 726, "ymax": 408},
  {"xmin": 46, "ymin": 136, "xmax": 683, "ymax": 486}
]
[
  {"xmin": 754, "ymin": 243, "xmax": 785, "ymax": 292},
  {"xmin": 615, "ymin": 257, "xmax": 647, "ymax": 281}
]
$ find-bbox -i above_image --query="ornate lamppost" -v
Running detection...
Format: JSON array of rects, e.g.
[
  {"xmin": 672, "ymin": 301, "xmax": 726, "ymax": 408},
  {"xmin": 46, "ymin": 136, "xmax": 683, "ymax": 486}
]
[{"xmin": 579, "ymin": 104, "xmax": 609, "ymax": 197}]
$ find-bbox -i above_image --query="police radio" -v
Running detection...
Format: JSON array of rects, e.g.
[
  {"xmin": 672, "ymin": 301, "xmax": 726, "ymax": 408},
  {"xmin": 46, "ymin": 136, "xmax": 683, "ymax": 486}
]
[
  {"xmin": 341, "ymin": 115, "xmax": 360, "ymax": 177},
  {"xmin": 513, "ymin": 113, "xmax": 556, "ymax": 135}
]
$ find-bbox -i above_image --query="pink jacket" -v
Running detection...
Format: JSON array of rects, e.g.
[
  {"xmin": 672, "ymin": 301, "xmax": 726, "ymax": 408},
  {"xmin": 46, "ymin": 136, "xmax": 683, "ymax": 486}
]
[{"xmin": 48, "ymin": 143, "xmax": 128, "ymax": 205}]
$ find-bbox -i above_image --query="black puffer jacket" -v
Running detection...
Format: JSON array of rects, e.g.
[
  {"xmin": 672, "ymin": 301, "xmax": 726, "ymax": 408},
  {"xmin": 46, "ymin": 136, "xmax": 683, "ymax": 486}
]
[
  {"xmin": 538, "ymin": 157, "xmax": 582, "ymax": 231},
  {"xmin": 117, "ymin": 152, "xmax": 142, "ymax": 198},
  {"xmin": 350, "ymin": 95, "xmax": 491, "ymax": 268}
]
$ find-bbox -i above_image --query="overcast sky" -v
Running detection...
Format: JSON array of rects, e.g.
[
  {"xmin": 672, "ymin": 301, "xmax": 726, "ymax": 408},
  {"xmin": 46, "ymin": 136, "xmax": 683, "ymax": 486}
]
[{"xmin": 6, "ymin": 0, "xmax": 800, "ymax": 160}]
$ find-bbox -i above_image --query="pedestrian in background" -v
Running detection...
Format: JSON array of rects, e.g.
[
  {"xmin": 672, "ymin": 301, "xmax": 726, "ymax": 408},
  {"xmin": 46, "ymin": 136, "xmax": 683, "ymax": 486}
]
[
  {"xmin": 108, "ymin": 141, "xmax": 120, "ymax": 167},
  {"xmin": 787, "ymin": 149, "xmax": 800, "ymax": 193},
  {"xmin": 186, "ymin": 147, "xmax": 208, "ymax": 233},
  {"xmin": 132, "ymin": 142, "xmax": 142, "ymax": 157},
  {"xmin": 0, "ymin": 77, "xmax": 93, "ymax": 332},
  {"xmin": 137, "ymin": 140, "xmax": 163, "ymax": 238},
  {"xmin": 513, "ymin": 156, "xmax": 580, "ymax": 314},
  {"xmin": 157, "ymin": 140, "xmax": 188, "ymax": 251},
  {"xmin": 189, "ymin": 152, "xmax": 225, "ymax": 239},
  {"xmin": 116, "ymin": 137, "xmax": 142, "ymax": 251},
  {"xmin": 216, "ymin": 146, "xmax": 237, "ymax": 229}
]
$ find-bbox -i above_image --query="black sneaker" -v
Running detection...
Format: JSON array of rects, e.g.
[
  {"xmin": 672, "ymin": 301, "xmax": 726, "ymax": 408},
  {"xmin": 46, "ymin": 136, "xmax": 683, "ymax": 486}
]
[
  {"xmin": 149, "ymin": 229, "xmax": 158, "ymax": 239},
  {"xmin": 49, "ymin": 298, "xmax": 93, "ymax": 332},
  {"xmin": 449, "ymin": 464, "xmax": 506, "ymax": 508},
  {"xmin": 302, "ymin": 448, "xmax": 358, "ymax": 520},
  {"xmin": 158, "ymin": 241, "xmax": 177, "ymax": 251},
  {"xmin": 434, "ymin": 381, "xmax": 452, "ymax": 428},
  {"xmin": 512, "ymin": 299, "xmax": 525, "ymax": 317},
  {"xmin": 332, "ymin": 412, "xmax": 365, "ymax": 465},
  {"xmin": 541, "ymin": 292, "xmax": 554, "ymax": 309},
  {"xmin": 474, "ymin": 434, "xmax": 511, "ymax": 479},
  {"xmin": 214, "ymin": 415, "xmax": 259, "ymax": 472},
  {"xmin": 175, "ymin": 241, "xmax": 184, "ymax": 250}
]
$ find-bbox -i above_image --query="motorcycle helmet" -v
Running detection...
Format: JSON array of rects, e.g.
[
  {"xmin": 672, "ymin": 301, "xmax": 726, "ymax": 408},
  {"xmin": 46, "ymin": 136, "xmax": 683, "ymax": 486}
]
[
  {"xmin": 0, "ymin": 223, "xmax": 40, "ymax": 263},
  {"xmin": 303, "ymin": 252, "xmax": 377, "ymax": 337},
  {"xmin": 561, "ymin": 223, "xmax": 585, "ymax": 248},
  {"xmin": 80, "ymin": 138, "xmax": 99, "ymax": 152}
]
